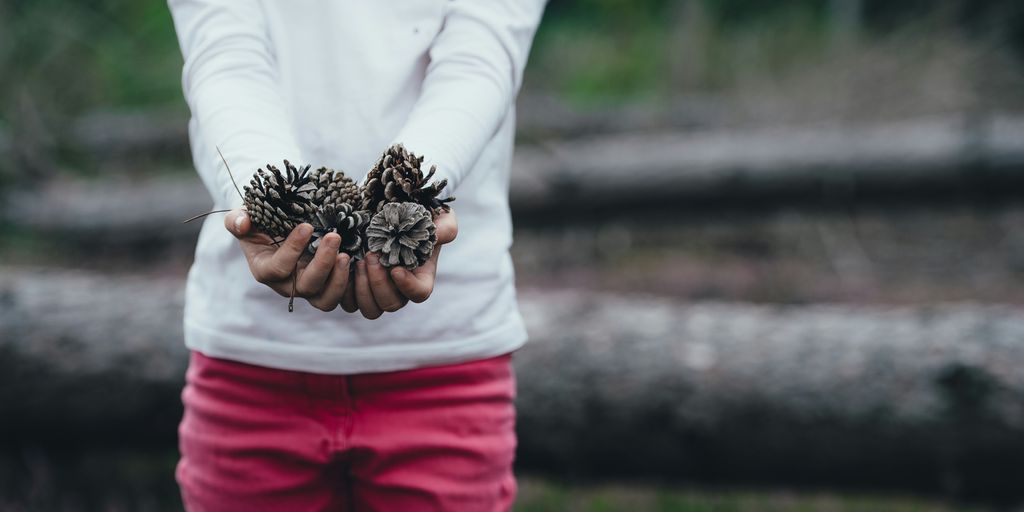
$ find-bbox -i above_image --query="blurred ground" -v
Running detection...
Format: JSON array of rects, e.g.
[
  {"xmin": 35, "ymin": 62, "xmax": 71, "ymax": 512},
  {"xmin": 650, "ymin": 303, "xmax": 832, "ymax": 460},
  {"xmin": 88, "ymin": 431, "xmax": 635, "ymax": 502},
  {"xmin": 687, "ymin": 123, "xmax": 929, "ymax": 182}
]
[
  {"xmin": 515, "ymin": 478, "xmax": 985, "ymax": 512},
  {"xmin": 513, "ymin": 204, "xmax": 1024, "ymax": 304},
  {"xmin": 0, "ymin": 450, "xmax": 987, "ymax": 512}
]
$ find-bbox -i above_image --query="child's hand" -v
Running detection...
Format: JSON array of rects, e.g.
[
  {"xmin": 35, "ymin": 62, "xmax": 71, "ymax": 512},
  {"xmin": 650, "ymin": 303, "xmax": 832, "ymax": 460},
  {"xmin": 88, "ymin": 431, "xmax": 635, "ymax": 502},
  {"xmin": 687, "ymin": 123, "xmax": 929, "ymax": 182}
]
[
  {"xmin": 342, "ymin": 209, "xmax": 459, "ymax": 319},
  {"xmin": 225, "ymin": 209, "xmax": 352, "ymax": 312}
]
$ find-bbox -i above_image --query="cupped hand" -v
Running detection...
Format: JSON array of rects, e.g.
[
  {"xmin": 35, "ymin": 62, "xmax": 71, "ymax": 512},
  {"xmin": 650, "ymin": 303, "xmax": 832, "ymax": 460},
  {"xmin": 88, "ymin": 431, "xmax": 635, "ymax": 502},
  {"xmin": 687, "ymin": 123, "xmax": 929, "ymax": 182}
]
[
  {"xmin": 341, "ymin": 209, "xmax": 458, "ymax": 319},
  {"xmin": 225, "ymin": 209, "xmax": 352, "ymax": 312}
]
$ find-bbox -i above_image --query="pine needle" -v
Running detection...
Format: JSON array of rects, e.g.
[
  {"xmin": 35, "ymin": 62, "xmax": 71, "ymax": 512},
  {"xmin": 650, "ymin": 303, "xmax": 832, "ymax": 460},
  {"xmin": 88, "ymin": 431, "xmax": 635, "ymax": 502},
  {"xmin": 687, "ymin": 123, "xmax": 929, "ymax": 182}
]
[
  {"xmin": 182, "ymin": 209, "xmax": 232, "ymax": 224},
  {"xmin": 217, "ymin": 145, "xmax": 245, "ymax": 201}
]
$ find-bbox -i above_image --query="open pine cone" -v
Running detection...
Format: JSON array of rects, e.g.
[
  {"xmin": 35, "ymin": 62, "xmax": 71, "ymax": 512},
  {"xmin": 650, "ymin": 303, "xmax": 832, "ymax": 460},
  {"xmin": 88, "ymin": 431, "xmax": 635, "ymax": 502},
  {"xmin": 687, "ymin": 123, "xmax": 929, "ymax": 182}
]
[
  {"xmin": 365, "ymin": 202, "xmax": 437, "ymax": 269},
  {"xmin": 243, "ymin": 160, "xmax": 316, "ymax": 239},
  {"xmin": 362, "ymin": 144, "xmax": 454, "ymax": 214},
  {"xmin": 308, "ymin": 203, "xmax": 371, "ymax": 258},
  {"xmin": 310, "ymin": 167, "xmax": 361, "ymax": 210}
]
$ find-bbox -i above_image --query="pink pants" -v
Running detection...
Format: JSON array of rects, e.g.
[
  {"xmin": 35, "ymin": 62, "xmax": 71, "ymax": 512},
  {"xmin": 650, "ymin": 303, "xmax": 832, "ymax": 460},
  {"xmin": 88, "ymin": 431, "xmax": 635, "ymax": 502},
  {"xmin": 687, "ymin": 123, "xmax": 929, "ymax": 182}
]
[{"xmin": 176, "ymin": 351, "xmax": 517, "ymax": 511}]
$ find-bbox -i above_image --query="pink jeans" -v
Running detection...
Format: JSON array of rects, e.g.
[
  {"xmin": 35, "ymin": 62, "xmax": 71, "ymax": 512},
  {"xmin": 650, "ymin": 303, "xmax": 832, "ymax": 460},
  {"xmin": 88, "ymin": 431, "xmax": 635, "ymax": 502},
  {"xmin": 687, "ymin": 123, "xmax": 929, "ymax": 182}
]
[{"xmin": 176, "ymin": 351, "xmax": 517, "ymax": 511}]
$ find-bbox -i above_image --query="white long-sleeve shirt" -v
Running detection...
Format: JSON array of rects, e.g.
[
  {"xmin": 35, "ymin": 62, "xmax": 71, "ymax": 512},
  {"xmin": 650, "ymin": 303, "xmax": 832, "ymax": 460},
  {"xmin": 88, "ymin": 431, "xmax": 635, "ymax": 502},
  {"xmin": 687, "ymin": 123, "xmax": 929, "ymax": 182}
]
[{"xmin": 169, "ymin": 0, "xmax": 546, "ymax": 374}]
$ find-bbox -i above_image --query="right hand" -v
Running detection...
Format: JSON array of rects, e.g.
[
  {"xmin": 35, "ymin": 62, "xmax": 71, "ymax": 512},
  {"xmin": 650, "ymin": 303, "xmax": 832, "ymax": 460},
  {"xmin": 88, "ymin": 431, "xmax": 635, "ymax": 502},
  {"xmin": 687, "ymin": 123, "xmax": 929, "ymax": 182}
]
[{"xmin": 225, "ymin": 209, "xmax": 352, "ymax": 312}]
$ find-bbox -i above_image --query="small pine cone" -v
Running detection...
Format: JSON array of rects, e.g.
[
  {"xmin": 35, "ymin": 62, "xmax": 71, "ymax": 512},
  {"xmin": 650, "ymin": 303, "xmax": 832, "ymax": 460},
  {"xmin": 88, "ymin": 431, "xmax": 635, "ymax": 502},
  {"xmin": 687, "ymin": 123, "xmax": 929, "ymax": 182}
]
[
  {"xmin": 362, "ymin": 144, "xmax": 454, "ymax": 214},
  {"xmin": 243, "ymin": 160, "xmax": 316, "ymax": 239},
  {"xmin": 365, "ymin": 202, "xmax": 437, "ymax": 269},
  {"xmin": 310, "ymin": 167, "xmax": 361, "ymax": 209},
  {"xmin": 308, "ymin": 203, "xmax": 371, "ymax": 258}
]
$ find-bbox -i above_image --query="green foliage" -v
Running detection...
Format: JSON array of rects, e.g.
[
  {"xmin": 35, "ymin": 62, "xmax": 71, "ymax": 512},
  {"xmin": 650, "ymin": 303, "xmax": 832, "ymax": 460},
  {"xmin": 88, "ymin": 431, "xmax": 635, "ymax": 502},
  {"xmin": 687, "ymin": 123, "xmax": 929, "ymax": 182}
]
[
  {"xmin": 0, "ymin": 0, "xmax": 183, "ymax": 124},
  {"xmin": 1, "ymin": 0, "xmax": 1019, "ymax": 153},
  {"xmin": 514, "ymin": 478, "xmax": 984, "ymax": 512},
  {"xmin": 3, "ymin": 0, "xmax": 1016, "ymax": 120},
  {"xmin": 528, "ymin": 18, "xmax": 672, "ymax": 104},
  {"xmin": 702, "ymin": 0, "xmax": 827, "ymax": 27},
  {"xmin": 0, "ymin": 0, "xmax": 184, "ymax": 181},
  {"xmin": 528, "ymin": 0, "xmax": 830, "ymax": 105}
]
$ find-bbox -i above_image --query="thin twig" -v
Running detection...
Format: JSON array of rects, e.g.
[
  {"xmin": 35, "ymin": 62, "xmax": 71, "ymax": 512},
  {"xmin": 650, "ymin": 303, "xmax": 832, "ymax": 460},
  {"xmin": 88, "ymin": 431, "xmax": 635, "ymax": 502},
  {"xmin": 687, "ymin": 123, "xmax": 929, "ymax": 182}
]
[
  {"xmin": 289, "ymin": 264, "xmax": 297, "ymax": 313},
  {"xmin": 216, "ymin": 145, "xmax": 302, "ymax": 312},
  {"xmin": 182, "ymin": 209, "xmax": 232, "ymax": 224},
  {"xmin": 216, "ymin": 145, "xmax": 245, "ymax": 201}
]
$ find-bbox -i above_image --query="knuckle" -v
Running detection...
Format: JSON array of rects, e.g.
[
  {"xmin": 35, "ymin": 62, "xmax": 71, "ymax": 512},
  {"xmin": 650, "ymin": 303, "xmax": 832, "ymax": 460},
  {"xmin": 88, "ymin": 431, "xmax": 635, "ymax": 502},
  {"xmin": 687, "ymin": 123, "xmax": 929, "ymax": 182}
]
[
  {"xmin": 369, "ymin": 277, "xmax": 391, "ymax": 291},
  {"xmin": 315, "ymin": 257, "xmax": 336, "ymax": 273},
  {"xmin": 269, "ymin": 263, "xmax": 293, "ymax": 281},
  {"xmin": 283, "ymin": 242, "xmax": 302, "ymax": 255}
]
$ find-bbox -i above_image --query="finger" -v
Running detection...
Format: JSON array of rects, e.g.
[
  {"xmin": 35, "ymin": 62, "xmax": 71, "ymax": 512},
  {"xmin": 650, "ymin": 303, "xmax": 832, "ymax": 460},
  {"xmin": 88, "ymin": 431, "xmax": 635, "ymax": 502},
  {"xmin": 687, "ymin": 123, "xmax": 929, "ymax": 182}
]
[
  {"xmin": 326, "ymin": 254, "xmax": 353, "ymax": 304},
  {"xmin": 224, "ymin": 208, "xmax": 251, "ymax": 238},
  {"xmin": 251, "ymin": 223, "xmax": 313, "ymax": 283},
  {"xmin": 307, "ymin": 253, "xmax": 351, "ymax": 311},
  {"xmin": 434, "ymin": 210, "xmax": 458, "ymax": 245},
  {"xmin": 390, "ymin": 248, "xmax": 438, "ymax": 304},
  {"xmin": 295, "ymin": 233, "xmax": 340, "ymax": 297},
  {"xmin": 365, "ymin": 253, "xmax": 408, "ymax": 312},
  {"xmin": 354, "ymin": 260, "xmax": 383, "ymax": 319},
  {"xmin": 340, "ymin": 269, "xmax": 359, "ymax": 313},
  {"xmin": 264, "ymin": 280, "xmax": 293, "ymax": 299}
]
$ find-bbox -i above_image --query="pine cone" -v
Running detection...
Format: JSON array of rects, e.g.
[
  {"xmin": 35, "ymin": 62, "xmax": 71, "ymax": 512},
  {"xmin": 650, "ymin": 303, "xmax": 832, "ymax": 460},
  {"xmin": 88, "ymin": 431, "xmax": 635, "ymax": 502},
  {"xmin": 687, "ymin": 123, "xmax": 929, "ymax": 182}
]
[
  {"xmin": 310, "ymin": 167, "xmax": 361, "ymax": 210},
  {"xmin": 362, "ymin": 144, "xmax": 454, "ymax": 214},
  {"xmin": 308, "ymin": 203, "xmax": 371, "ymax": 258},
  {"xmin": 243, "ymin": 160, "xmax": 316, "ymax": 239},
  {"xmin": 365, "ymin": 202, "xmax": 437, "ymax": 269}
]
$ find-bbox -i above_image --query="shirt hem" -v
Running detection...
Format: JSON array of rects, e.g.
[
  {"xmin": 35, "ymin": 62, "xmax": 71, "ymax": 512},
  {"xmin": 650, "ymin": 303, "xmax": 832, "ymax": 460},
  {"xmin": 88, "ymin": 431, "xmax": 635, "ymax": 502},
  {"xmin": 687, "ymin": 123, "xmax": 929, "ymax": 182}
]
[{"xmin": 183, "ymin": 317, "xmax": 529, "ymax": 375}]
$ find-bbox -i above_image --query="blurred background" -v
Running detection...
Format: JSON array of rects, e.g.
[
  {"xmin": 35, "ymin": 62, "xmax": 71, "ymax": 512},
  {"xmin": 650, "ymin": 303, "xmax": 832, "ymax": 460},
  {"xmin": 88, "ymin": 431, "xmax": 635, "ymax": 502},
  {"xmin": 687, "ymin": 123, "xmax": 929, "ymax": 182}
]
[{"xmin": 2, "ymin": 0, "xmax": 1024, "ymax": 510}]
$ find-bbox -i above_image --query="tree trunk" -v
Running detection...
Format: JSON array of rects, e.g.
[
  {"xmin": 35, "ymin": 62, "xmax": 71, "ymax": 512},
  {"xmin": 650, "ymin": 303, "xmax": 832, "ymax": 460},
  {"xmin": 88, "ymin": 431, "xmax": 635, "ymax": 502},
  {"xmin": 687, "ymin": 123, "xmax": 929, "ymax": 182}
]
[{"xmin": 3, "ymin": 269, "xmax": 1024, "ymax": 497}]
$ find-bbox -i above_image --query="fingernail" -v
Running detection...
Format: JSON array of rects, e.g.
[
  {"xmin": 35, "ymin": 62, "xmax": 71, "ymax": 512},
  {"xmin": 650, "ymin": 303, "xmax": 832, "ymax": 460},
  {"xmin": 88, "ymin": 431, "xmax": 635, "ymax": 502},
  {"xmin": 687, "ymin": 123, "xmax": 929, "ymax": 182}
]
[
  {"xmin": 298, "ymin": 223, "xmax": 312, "ymax": 237},
  {"xmin": 340, "ymin": 254, "xmax": 350, "ymax": 267},
  {"xmin": 234, "ymin": 212, "xmax": 246, "ymax": 232},
  {"xmin": 366, "ymin": 253, "xmax": 379, "ymax": 267},
  {"xmin": 325, "ymin": 234, "xmax": 340, "ymax": 250},
  {"xmin": 357, "ymin": 261, "xmax": 366, "ymax": 274}
]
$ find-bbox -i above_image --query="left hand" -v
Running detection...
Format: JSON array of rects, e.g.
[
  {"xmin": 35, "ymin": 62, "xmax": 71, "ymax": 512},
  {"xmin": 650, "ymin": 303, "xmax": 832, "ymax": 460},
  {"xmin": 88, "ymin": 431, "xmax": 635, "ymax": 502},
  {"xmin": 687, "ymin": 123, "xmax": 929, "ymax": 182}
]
[{"xmin": 341, "ymin": 209, "xmax": 458, "ymax": 319}]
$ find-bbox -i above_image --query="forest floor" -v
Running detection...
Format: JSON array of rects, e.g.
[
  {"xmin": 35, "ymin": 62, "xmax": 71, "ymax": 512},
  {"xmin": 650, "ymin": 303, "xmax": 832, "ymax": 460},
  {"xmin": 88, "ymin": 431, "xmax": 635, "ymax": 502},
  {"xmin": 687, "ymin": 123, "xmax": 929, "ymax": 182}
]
[{"xmin": 0, "ymin": 449, "xmax": 986, "ymax": 512}]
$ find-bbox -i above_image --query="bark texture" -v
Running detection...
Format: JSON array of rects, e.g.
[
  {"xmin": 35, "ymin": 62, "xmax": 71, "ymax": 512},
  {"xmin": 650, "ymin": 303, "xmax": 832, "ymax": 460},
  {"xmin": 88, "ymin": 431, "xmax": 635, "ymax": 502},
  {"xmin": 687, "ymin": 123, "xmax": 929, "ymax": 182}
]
[
  {"xmin": 2, "ymin": 269, "xmax": 1024, "ymax": 496},
  {"xmin": 7, "ymin": 116, "xmax": 1024, "ymax": 243}
]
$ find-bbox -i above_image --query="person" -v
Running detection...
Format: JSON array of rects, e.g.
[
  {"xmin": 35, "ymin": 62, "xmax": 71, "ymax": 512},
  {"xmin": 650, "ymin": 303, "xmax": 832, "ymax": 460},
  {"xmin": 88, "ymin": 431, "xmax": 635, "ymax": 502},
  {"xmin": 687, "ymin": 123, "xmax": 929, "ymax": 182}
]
[{"xmin": 167, "ymin": 0, "xmax": 547, "ymax": 510}]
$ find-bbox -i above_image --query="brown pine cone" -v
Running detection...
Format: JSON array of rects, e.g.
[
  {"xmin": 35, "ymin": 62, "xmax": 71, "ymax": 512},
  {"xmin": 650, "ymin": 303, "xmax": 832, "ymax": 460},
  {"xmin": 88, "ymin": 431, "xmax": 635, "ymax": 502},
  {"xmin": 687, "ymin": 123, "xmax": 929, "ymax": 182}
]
[
  {"xmin": 243, "ymin": 160, "xmax": 316, "ymax": 239},
  {"xmin": 310, "ymin": 167, "xmax": 361, "ymax": 210},
  {"xmin": 308, "ymin": 203, "xmax": 371, "ymax": 258},
  {"xmin": 362, "ymin": 144, "xmax": 454, "ymax": 214}
]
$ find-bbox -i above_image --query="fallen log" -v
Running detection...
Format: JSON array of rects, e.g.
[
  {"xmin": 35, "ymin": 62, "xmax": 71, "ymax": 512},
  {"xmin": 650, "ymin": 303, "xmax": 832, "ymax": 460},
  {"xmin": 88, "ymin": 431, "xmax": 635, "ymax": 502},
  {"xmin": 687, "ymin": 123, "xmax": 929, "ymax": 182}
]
[
  {"xmin": 6, "ymin": 116, "xmax": 1024, "ymax": 244},
  {"xmin": 2, "ymin": 268, "xmax": 1024, "ymax": 499},
  {"xmin": 0, "ymin": 97, "xmax": 719, "ymax": 164},
  {"xmin": 514, "ymin": 292, "xmax": 1024, "ymax": 499},
  {"xmin": 0, "ymin": 269, "xmax": 188, "ymax": 443}
]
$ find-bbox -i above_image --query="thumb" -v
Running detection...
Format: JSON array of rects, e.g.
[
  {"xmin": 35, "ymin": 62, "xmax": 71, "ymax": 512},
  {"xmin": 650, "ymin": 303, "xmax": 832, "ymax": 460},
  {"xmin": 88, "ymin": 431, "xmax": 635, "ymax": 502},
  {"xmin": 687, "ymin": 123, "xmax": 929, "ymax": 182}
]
[{"xmin": 224, "ymin": 208, "xmax": 252, "ymax": 238}]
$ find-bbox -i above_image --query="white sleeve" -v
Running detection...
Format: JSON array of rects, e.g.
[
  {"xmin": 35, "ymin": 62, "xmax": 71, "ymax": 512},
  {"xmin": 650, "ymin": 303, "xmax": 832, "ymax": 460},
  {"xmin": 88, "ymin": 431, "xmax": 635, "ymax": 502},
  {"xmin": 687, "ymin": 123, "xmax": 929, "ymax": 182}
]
[
  {"xmin": 168, "ymin": 0, "xmax": 303, "ymax": 206},
  {"xmin": 391, "ymin": 0, "xmax": 547, "ymax": 194}
]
